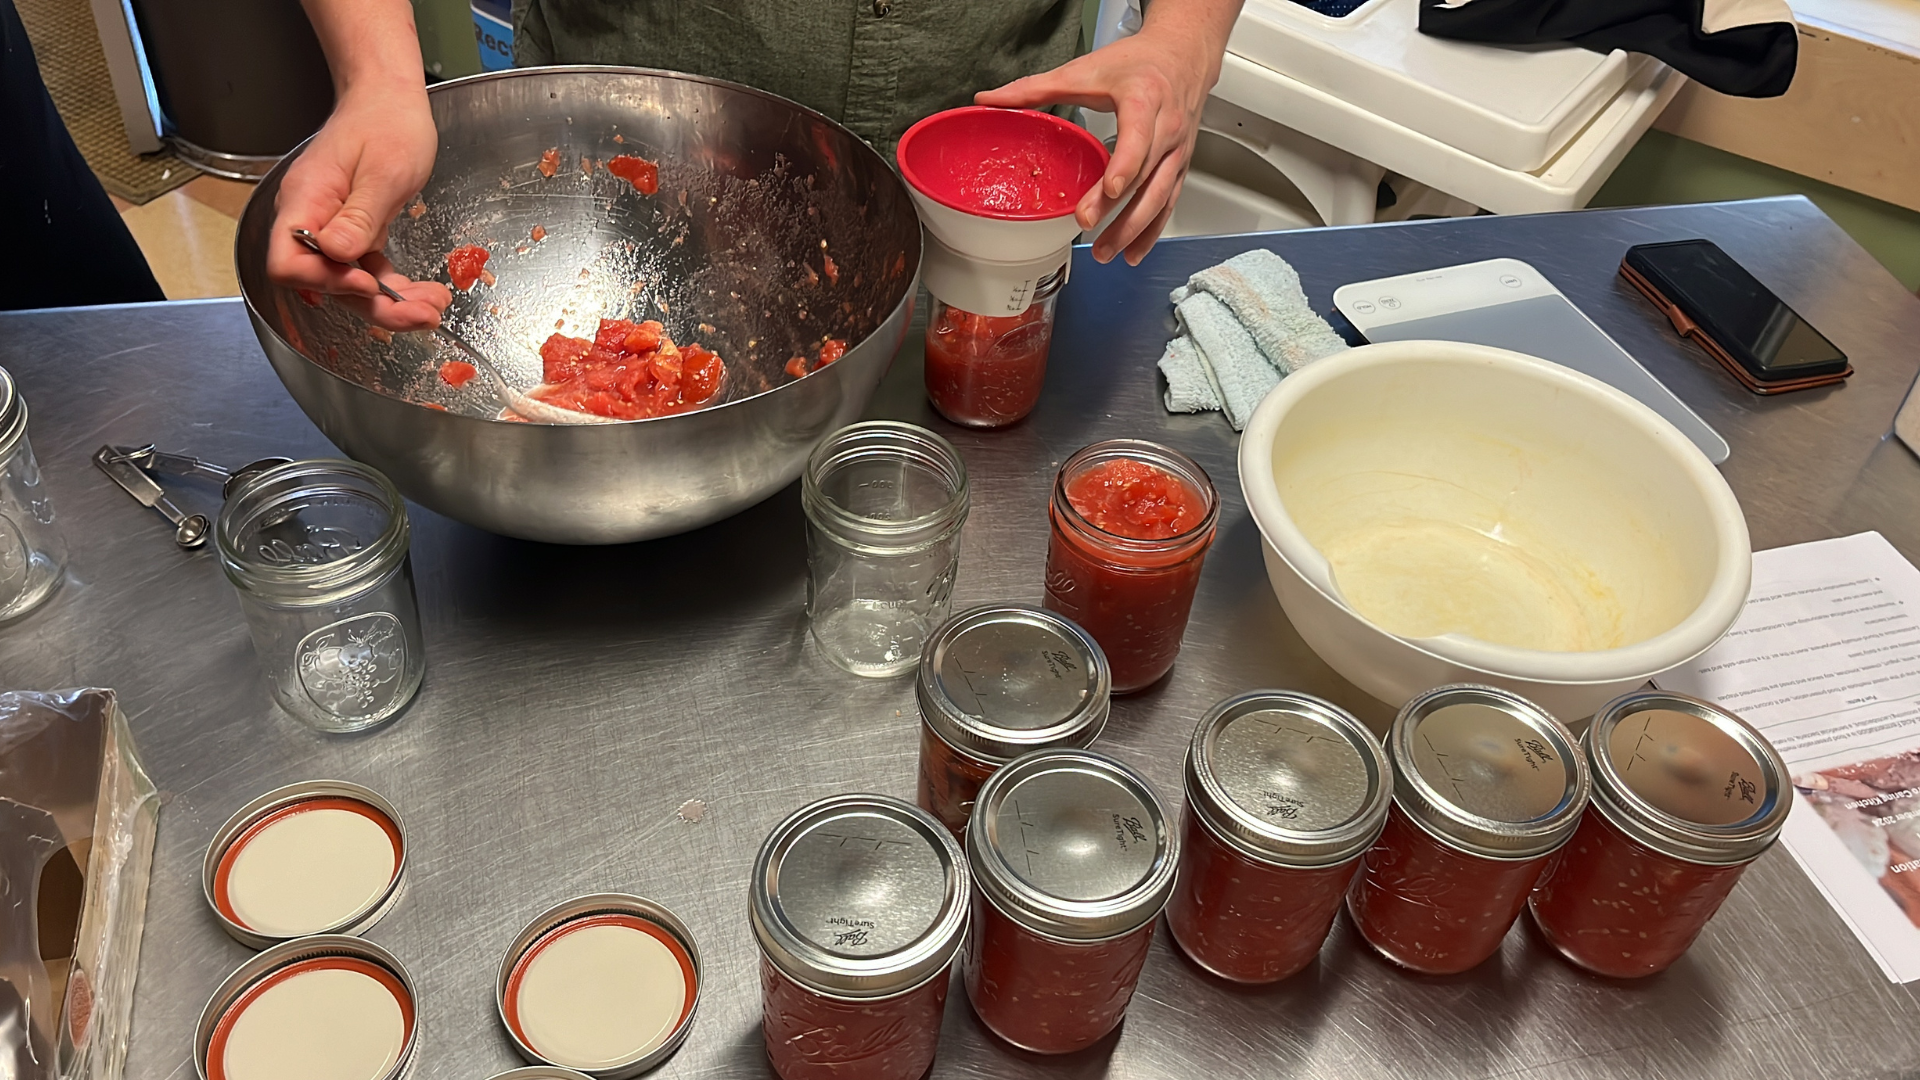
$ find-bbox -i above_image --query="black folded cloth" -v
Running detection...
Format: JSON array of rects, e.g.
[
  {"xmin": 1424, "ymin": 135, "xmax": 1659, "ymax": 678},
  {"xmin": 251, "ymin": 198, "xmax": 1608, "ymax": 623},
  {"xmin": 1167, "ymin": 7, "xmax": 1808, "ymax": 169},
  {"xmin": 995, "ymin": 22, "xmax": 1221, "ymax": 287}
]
[{"xmin": 1418, "ymin": 0, "xmax": 1798, "ymax": 98}]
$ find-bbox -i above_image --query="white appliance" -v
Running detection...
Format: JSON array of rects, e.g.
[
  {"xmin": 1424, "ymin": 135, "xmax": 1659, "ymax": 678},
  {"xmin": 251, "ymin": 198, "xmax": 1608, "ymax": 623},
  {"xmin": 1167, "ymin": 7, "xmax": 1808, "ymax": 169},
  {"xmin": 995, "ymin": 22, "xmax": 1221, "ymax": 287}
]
[{"xmin": 1089, "ymin": 0, "xmax": 1686, "ymax": 232}]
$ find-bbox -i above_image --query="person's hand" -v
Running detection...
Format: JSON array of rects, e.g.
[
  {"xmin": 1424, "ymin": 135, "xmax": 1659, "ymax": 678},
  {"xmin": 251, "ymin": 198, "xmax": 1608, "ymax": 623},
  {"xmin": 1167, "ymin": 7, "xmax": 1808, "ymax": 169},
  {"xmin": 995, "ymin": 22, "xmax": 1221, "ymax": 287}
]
[
  {"xmin": 265, "ymin": 85, "xmax": 450, "ymax": 330},
  {"xmin": 975, "ymin": 1, "xmax": 1239, "ymax": 266}
]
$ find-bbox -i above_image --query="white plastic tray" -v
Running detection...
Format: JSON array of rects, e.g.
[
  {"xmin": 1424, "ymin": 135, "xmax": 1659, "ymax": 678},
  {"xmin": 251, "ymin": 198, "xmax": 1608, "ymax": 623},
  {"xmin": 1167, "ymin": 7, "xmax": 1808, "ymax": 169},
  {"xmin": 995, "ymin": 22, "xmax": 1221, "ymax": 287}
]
[{"xmin": 1229, "ymin": 0, "xmax": 1630, "ymax": 171}]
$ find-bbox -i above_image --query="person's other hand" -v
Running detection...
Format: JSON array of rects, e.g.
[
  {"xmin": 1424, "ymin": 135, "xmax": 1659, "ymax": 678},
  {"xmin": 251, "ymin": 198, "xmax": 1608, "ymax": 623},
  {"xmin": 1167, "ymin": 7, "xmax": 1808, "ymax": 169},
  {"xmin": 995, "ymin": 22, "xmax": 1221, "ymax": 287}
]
[
  {"xmin": 265, "ymin": 87, "xmax": 450, "ymax": 330},
  {"xmin": 975, "ymin": 1, "xmax": 1240, "ymax": 266}
]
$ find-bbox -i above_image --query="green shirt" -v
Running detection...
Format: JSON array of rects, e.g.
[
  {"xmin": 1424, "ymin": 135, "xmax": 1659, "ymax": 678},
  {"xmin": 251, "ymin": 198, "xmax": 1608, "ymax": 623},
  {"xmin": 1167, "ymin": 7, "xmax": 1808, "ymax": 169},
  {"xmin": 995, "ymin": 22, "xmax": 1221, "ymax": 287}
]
[{"xmin": 512, "ymin": 0, "xmax": 1084, "ymax": 153}]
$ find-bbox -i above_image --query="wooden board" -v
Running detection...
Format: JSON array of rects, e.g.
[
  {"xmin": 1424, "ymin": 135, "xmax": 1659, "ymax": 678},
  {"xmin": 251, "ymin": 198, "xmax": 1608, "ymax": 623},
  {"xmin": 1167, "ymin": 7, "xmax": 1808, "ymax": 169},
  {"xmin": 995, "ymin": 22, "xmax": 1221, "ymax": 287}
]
[{"xmin": 1655, "ymin": 11, "xmax": 1920, "ymax": 213}]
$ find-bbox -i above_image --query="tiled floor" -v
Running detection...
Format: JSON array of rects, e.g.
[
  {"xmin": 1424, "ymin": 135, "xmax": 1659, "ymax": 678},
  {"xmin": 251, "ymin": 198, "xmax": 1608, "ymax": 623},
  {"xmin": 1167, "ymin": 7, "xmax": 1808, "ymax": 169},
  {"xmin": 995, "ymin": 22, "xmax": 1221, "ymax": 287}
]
[{"xmin": 111, "ymin": 175, "xmax": 256, "ymax": 300}]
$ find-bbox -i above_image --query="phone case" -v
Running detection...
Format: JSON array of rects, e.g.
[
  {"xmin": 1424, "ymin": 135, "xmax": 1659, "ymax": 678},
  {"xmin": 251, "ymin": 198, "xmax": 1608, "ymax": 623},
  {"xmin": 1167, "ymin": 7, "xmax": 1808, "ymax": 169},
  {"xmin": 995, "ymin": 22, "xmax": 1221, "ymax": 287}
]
[{"xmin": 1618, "ymin": 260, "xmax": 1851, "ymax": 395}]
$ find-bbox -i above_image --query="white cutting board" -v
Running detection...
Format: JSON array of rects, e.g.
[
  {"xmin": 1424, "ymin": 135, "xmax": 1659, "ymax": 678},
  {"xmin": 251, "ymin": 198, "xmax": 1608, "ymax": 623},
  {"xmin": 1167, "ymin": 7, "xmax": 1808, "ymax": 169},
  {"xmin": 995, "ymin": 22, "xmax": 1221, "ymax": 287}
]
[
  {"xmin": 1229, "ymin": 0, "xmax": 1630, "ymax": 171},
  {"xmin": 1333, "ymin": 258, "xmax": 1730, "ymax": 464}
]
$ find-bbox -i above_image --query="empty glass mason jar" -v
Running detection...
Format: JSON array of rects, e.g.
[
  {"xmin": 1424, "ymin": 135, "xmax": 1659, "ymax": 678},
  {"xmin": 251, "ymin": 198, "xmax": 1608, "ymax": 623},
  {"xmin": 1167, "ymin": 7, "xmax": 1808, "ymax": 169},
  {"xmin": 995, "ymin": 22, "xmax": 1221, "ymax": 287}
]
[
  {"xmin": 802, "ymin": 422, "xmax": 969, "ymax": 678},
  {"xmin": 217, "ymin": 460, "xmax": 424, "ymax": 733},
  {"xmin": 0, "ymin": 367, "xmax": 68, "ymax": 623}
]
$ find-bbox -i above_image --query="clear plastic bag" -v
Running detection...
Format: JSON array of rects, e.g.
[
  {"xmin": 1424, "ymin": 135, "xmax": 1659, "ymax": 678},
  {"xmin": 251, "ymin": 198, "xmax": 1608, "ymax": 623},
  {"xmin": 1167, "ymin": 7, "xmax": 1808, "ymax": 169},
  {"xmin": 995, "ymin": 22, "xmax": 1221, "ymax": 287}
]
[{"xmin": 0, "ymin": 689, "xmax": 158, "ymax": 1080}]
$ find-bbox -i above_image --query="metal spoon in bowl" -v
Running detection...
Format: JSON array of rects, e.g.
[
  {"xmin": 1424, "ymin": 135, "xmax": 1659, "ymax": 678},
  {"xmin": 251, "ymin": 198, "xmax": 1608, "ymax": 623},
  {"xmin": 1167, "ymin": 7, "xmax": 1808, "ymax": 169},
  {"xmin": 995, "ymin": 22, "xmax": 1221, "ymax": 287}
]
[{"xmin": 288, "ymin": 229, "xmax": 607, "ymax": 424}]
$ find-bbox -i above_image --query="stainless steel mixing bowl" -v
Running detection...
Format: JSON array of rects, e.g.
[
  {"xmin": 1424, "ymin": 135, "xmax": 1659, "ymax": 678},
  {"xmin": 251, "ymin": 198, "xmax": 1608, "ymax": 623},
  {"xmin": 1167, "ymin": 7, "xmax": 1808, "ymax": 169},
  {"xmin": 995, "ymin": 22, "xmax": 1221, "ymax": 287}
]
[{"xmin": 236, "ymin": 67, "xmax": 922, "ymax": 544}]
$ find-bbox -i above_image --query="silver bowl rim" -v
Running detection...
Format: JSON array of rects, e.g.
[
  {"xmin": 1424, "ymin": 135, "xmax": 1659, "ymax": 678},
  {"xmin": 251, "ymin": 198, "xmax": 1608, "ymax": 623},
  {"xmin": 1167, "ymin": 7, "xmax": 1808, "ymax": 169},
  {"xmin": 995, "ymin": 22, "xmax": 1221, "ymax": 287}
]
[{"xmin": 235, "ymin": 63, "xmax": 925, "ymax": 429}]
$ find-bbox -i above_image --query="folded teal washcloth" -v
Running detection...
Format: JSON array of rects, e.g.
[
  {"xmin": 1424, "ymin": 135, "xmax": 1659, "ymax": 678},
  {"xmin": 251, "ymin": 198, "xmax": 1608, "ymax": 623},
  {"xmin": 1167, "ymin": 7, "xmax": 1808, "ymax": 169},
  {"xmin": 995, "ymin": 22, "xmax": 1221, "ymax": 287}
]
[
  {"xmin": 1174, "ymin": 291, "xmax": 1278, "ymax": 429},
  {"xmin": 1189, "ymin": 249, "xmax": 1349, "ymax": 374},
  {"xmin": 1159, "ymin": 335, "xmax": 1219, "ymax": 416},
  {"xmin": 1156, "ymin": 248, "xmax": 1348, "ymax": 430}
]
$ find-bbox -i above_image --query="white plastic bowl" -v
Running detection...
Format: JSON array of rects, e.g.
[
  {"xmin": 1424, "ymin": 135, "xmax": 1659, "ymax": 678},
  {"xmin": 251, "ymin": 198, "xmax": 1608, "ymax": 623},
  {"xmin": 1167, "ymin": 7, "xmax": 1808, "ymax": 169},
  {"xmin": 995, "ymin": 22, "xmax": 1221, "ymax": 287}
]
[{"xmin": 1238, "ymin": 341, "xmax": 1751, "ymax": 720}]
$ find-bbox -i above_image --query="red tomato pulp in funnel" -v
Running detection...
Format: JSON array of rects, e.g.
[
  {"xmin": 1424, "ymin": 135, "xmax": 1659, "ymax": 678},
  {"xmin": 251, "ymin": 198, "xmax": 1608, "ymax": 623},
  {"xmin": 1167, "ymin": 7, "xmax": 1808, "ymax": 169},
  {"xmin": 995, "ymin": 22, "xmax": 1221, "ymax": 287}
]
[{"xmin": 897, "ymin": 107, "xmax": 1110, "ymax": 220}]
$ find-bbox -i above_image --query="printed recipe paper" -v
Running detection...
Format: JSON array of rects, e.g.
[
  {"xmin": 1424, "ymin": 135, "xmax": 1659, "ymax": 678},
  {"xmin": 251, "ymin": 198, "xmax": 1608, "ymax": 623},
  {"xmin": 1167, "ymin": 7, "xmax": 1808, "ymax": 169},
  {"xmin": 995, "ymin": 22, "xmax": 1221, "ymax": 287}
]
[{"xmin": 1658, "ymin": 531, "xmax": 1920, "ymax": 982}]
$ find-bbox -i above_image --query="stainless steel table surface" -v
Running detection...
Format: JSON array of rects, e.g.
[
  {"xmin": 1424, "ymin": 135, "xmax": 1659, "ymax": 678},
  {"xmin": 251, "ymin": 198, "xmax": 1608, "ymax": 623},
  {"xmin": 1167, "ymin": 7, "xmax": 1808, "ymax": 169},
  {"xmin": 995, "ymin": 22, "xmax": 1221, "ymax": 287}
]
[{"xmin": 5, "ymin": 195, "xmax": 1920, "ymax": 1079}]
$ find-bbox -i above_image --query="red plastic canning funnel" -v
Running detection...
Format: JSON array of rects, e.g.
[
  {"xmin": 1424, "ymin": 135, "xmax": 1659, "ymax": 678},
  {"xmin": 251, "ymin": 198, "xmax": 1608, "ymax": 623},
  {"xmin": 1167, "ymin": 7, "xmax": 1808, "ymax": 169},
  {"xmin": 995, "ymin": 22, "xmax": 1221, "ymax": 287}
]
[{"xmin": 897, "ymin": 106, "xmax": 1110, "ymax": 221}]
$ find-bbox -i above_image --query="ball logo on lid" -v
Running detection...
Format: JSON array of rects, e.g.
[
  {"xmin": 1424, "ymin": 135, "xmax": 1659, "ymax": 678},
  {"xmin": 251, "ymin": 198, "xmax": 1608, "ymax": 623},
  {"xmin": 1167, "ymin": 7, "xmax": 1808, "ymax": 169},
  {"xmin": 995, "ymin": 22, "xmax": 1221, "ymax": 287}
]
[
  {"xmin": 788, "ymin": 816, "xmax": 945, "ymax": 959},
  {"xmin": 996, "ymin": 791, "xmax": 1161, "ymax": 901},
  {"xmin": 1410, "ymin": 702, "xmax": 1573, "ymax": 822},
  {"xmin": 1607, "ymin": 706, "xmax": 1769, "ymax": 826}
]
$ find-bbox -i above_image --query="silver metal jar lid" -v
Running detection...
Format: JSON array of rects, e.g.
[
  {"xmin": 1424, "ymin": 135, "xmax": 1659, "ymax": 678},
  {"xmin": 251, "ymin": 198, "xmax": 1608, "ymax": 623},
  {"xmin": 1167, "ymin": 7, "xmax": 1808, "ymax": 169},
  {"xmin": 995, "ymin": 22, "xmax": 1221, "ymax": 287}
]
[
  {"xmin": 967, "ymin": 749, "xmax": 1178, "ymax": 941},
  {"xmin": 917, "ymin": 605, "xmax": 1111, "ymax": 764},
  {"xmin": 0, "ymin": 366, "xmax": 24, "ymax": 460},
  {"xmin": 495, "ymin": 893, "xmax": 701, "ymax": 1079},
  {"xmin": 751, "ymin": 794, "xmax": 969, "ymax": 999},
  {"xmin": 201, "ymin": 779, "xmax": 409, "ymax": 949},
  {"xmin": 1585, "ymin": 690, "xmax": 1789, "ymax": 865},
  {"xmin": 1388, "ymin": 684, "xmax": 1591, "ymax": 860},
  {"xmin": 487, "ymin": 1070, "xmax": 596, "ymax": 1080},
  {"xmin": 196, "ymin": 934, "xmax": 419, "ymax": 1080},
  {"xmin": 1186, "ymin": 691, "xmax": 1391, "ymax": 868}
]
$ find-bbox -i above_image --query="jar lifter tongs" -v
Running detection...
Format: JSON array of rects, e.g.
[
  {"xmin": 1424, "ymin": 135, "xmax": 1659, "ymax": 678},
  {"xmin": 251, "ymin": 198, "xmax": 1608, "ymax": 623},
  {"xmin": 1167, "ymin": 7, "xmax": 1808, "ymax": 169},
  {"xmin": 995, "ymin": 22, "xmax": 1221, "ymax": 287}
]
[{"xmin": 92, "ymin": 445, "xmax": 291, "ymax": 550}]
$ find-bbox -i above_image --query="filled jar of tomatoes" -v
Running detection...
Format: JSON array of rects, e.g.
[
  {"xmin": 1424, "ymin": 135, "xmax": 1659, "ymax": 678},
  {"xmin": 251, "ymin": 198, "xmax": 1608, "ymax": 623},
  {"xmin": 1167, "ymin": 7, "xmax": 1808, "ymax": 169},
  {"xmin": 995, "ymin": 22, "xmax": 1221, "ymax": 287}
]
[
  {"xmin": 1043, "ymin": 441, "xmax": 1218, "ymax": 694},
  {"xmin": 1168, "ymin": 690, "xmax": 1392, "ymax": 984},
  {"xmin": 1530, "ymin": 691, "xmax": 1788, "ymax": 978},
  {"xmin": 1348, "ymin": 685, "xmax": 1591, "ymax": 975},
  {"xmin": 751, "ymin": 794, "xmax": 970, "ymax": 1080},
  {"xmin": 916, "ymin": 605, "xmax": 1111, "ymax": 838},
  {"xmin": 963, "ymin": 749, "xmax": 1177, "ymax": 1054},
  {"xmin": 923, "ymin": 277, "xmax": 1060, "ymax": 428}
]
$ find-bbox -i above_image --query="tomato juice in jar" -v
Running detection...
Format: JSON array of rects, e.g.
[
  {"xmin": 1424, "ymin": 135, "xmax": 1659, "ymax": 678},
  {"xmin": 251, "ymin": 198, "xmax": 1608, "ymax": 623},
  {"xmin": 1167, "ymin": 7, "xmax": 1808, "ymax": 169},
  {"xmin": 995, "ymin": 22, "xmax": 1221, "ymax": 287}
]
[
  {"xmin": 1168, "ymin": 691, "xmax": 1392, "ymax": 984},
  {"xmin": 1348, "ymin": 685, "xmax": 1591, "ymax": 975},
  {"xmin": 750, "ymin": 794, "xmax": 970, "ymax": 1080},
  {"xmin": 962, "ymin": 749, "xmax": 1178, "ymax": 1054},
  {"xmin": 916, "ymin": 605, "xmax": 1111, "ymax": 838},
  {"xmin": 1530, "ymin": 692, "xmax": 1789, "ymax": 978},
  {"xmin": 923, "ymin": 286, "xmax": 1060, "ymax": 429},
  {"xmin": 1043, "ymin": 441, "xmax": 1218, "ymax": 694}
]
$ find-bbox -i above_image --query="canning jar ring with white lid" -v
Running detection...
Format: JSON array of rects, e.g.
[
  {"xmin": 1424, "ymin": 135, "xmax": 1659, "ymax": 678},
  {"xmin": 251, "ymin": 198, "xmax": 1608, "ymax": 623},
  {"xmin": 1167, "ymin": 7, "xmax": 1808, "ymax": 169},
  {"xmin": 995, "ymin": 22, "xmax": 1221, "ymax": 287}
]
[
  {"xmin": 494, "ymin": 893, "xmax": 702, "ymax": 1079},
  {"xmin": 200, "ymin": 778, "xmax": 409, "ymax": 949},
  {"xmin": 195, "ymin": 934, "xmax": 419, "ymax": 1080}
]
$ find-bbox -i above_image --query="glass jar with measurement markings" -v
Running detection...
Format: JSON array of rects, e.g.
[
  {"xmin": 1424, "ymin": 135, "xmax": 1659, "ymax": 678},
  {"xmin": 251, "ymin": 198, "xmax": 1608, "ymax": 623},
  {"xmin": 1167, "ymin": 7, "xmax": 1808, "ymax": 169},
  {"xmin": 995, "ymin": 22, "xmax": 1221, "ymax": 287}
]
[
  {"xmin": 751, "ymin": 794, "xmax": 969, "ymax": 1080},
  {"xmin": 0, "ymin": 367, "xmax": 67, "ymax": 623},
  {"xmin": 915, "ymin": 605, "xmax": 1110, "ymax": 838},
  {"xmin": 217, "ymin": 460, "xmax": 424, "ymax": 733},
  {"xmin": 923, "ymin": 284, "xmax": 1060, "ymax": 429},
  {"xmin": 1529, "ymin": 691, "xmax": 1788, "ymax": 977},
  {"xmin": 962, "ymin": 749, "xmax": 1178, "ymax": 1053},
  {"xmin": 1347, "ymin": 685, "xmax": 1590, "ymax": 975},
  {"xmin": 1167, "ymin": 691, "xmax": 1391, "ymax": 983}
]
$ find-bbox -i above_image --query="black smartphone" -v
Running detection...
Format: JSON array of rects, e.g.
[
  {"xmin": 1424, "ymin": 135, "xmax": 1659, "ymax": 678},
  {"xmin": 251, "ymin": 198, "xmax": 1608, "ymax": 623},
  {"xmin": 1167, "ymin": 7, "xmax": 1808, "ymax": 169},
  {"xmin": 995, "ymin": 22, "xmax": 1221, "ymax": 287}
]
[{"xmin": 1622, "ymin": 239, "xmax": 1847, "ymax": 384}]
